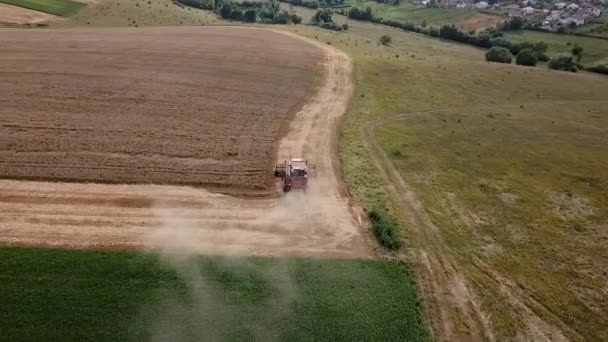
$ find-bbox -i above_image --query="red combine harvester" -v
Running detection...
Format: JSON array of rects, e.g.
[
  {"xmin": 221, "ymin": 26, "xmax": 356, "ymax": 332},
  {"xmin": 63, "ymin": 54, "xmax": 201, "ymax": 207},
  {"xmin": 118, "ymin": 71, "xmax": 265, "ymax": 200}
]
[{"xmin": 274, "ymin": 158, "xmax": 314, "ymax": 192}]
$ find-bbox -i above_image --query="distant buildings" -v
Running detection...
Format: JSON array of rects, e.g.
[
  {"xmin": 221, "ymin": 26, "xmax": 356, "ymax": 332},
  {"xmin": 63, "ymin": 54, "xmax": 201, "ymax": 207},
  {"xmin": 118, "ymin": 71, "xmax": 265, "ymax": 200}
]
[{"xmin": 411, "ymin": 0, "xmax": 605, "ymax": 32}]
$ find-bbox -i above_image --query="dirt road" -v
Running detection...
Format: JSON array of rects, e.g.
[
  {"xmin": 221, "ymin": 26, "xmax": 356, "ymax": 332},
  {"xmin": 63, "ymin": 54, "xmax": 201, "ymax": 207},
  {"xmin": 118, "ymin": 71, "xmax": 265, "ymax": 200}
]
[{"xmin": 0, "ymin": 28, "xmax": 373, "ymax": 258}]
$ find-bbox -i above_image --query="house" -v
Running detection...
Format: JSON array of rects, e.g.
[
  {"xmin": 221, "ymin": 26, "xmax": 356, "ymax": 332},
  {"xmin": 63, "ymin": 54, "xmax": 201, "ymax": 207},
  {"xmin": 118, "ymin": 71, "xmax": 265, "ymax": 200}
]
[
  {"xmin": 523, "ymin": 6, "xmax": 535, "ymax": 14},
  {"xmin": 554, "ymin": 2, "xmax": 566, "ymax": 9},
  {"xmin": 573, "ymin": 9, "xmax": 589, "ymax": 24},
  {"xmin": 591, "ymin": 7, "xmax": 602, "ymax": 16},
  {"xmin": 567, "ymin": 3, "xmax": 580, "ymax": 10},
  {"xmin": 474, "ymin": 1, "xmax": 489, "ymax": 9}
]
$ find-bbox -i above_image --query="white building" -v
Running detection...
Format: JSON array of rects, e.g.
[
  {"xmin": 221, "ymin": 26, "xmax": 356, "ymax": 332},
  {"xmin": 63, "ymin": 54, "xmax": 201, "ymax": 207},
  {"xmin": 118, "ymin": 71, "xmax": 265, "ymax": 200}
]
[
  {"xmin": 555, "ymin": 2, "xmax": 566, "ymax": 9},
  {"xmin": 567, "ymin": 3, "xmax": 580, "ymax": 10},
  {"xmin": 474, "ymin": 1, "xmax": 489, "ymax": 9},
  {"xmin": 523, "ymin": 6, "xmax": 535, "ymax": 15}
]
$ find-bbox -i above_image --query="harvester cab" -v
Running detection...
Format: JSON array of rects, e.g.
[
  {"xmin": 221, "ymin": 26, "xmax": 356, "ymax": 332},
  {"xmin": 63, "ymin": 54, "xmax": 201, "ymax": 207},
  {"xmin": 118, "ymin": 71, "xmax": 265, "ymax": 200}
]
[{"xmin": 274, "ymin": 158, "xmax": 315, "ymax": 192}]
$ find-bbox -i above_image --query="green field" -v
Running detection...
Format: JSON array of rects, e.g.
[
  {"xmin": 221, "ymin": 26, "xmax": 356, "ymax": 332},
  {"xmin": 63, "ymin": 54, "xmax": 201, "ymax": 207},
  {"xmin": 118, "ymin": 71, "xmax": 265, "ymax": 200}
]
[
  {"xmin": 0, "ymin": 0, "xmax": 84, "ymax": 16},
  {"xmin": 344, "ymin": 0, "xmax": 475, "ymax": 25},
  {"xmin": 503, "ymin": 30, "xmax": 608, "ymax": 64},
  {"xmin": 0, "ymin": 248, "xmax": 428, "ymax": 341}
]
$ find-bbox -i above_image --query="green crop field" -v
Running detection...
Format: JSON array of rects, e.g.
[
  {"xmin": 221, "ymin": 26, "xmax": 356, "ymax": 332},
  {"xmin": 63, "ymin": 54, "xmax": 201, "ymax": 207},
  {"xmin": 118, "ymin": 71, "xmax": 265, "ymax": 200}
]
[
  {"xmin": 0, "ymin": 248, "xmax": 428, "ymax": 341},
  {"xmin": 503, "ymin": 30, "xmax": 608, "ymax": 64},
  {"xmin": 0, "ymin": 0, "xmax": 84, "ymax": 16}
]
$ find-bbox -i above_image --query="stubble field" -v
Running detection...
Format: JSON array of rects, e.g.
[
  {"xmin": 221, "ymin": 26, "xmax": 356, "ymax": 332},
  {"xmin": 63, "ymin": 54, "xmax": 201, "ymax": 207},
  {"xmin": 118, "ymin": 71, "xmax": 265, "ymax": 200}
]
[{"xmin": 0, "ymin": 26, "xmax": 320, "ymax": 189}]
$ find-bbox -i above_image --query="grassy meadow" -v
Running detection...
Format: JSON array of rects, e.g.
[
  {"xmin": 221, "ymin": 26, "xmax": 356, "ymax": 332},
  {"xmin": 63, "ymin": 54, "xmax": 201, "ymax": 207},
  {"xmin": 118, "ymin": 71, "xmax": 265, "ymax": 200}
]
[
  {"xmin": 502, "ymin": 29, "xmax": 608, "ymax": 64},
  {"xmin": 278, "ymin": 6, "xmax": 608, "ymax": 339},
  {"xmin": 341, "ymin": 0, "xmax": 476, "ymax": 25},
  {"xmin": 329, "ymin": 0, "xmax": 503, "ymax": 30},
  {"xmin": 0, "ymin": 248, "xmax": 428, "ymax": 341},
  {"xmin": 0, "ymin": 0, "xmax": 84, "ymax": 16},
  {"xmin": 54, "ymin": 0, "xmax": 216, "ymax": 27}
]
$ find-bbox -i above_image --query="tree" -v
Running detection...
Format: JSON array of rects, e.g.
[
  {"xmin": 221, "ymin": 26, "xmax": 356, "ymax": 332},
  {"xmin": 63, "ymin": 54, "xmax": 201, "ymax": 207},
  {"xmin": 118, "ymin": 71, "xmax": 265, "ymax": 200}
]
[
  {"xmin": 516, "ymin": 49, "xmax": 538, "ymax": 66},
  {"xmin": 220, "ymin": 2, "xmax": 233, "ymax": 19},
  {"xmin": 572, "ymin": 44, "xmax": 584, "ymax": 62},
  {"xmin": 312, "ymin": 8, "xmax": 333, "ymax": 23},
  {"xmin": 535, "ymin": 51, "xmax": 550, "ymax": 62},
  {"xmin": 244, "ymin": 9, "xmax": 257, "ymax": 22},
  {"xmin": 548, "ymin": 54, "xmax": 577, "ymax": 72},
  {"xmin": 485, "ymin": 46, "xmax": 512, "ymax": 64},
  {"xmin": 502, "ymin": 16, "xmax": 525, "ymax": 30},
  {"xmin": 379, "ymin": 34, "xmax": 392, "ymax": 45}
]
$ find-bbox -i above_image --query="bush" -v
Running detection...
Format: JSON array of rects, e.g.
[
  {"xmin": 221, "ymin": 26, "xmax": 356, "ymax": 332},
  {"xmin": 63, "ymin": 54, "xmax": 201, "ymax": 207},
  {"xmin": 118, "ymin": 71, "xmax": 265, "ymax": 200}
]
[
  {"xmin": 516, "ymin": 49, "xmax": 537, "ymax": 66},
  {"xmin": 319, "ymin": 22, "xmax": 343, "ymax": 31},
  {"xmin": 586, "ymin": 63, "xmax": 608, "ymax": 75},
  {"xmin": 347, "ymin": 6, "xmax": 373, "ymax": 21},
  {"xmin": 379, "ymin": 34, "xmax": 392, "ymax": 45},
  {"xmin": 485, "ymin": 46, "xmax": 512, "ymax": 64},
  {"xmin": 341, "ymin": 23, "xmax": 349, "ymax": 30},
  {"xmin": 312, "ymin": 8, "xmax": 333, "ymax": 23},
  {"xmin": 301, "ymin": 0, "xmax": 319, "ymax": 8},
  {"xmin": 427, "ymin": 26, "xmax": 439, "ymax": 37},
  {"xmin": 535, "ymin": 51, "xmax": 550, "ymax": 62},
  {"xmin": 368, "ymin": 209, "xmax": 401, "ymax": 250},
  {"xmin": 244, "ymin": 9, "xmax": 257, "ymax": 22},
  {"xmin": 548, "ymin": 54, "xmax": 577, "ymax": 72},
  {"xmin": 177, "ymin": 0, "xmax": 215, "ymax": 10}
]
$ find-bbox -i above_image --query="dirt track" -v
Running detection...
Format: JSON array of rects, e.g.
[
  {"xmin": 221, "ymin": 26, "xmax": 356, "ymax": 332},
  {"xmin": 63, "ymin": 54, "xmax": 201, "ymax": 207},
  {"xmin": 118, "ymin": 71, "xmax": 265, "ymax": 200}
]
[{"xmin": 0, "ymin": 27, "xmax": 373, "ymax": 258}]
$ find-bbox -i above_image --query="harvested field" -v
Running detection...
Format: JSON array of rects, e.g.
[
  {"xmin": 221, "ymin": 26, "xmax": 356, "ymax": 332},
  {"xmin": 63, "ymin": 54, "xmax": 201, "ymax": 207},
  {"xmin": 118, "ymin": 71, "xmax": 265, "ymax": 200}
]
[
  {"xmin": 0, "ymin": 26, "xmax": 320, "ymax": 189},
  {"xmin": 0, "ymin": 3, "xmax": 56, "ymax": 24},
  {"xmin": 456, "ymin": 13, "xmax": 505, "ymax": 32},
  {"xmin": 0, "ymin": 28, "xmax": 372, "ymax": 258}
]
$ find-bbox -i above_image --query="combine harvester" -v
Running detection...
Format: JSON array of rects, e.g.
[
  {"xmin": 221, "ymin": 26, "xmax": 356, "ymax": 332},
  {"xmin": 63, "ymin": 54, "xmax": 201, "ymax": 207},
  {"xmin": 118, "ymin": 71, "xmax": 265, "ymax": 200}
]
[{"xmin": 274, "ymin": 158, "xmax": 315, "ymax": 192}]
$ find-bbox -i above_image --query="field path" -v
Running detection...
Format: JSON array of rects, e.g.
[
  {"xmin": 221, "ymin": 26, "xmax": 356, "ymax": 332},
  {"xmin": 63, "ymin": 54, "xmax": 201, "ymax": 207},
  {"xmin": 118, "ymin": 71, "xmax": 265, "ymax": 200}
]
[{"xmin": 0, "ymin": 27, "xmax": 374, "ymax": 258}]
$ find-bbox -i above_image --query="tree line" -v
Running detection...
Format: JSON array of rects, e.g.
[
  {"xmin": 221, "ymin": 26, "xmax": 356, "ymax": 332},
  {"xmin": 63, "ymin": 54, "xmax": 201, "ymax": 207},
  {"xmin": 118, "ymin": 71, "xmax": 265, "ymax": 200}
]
[
  {"xmin": 334, "ymin": 6, "xmax": 603, "ymax": 74},
  {"xmin": 177, "ymin": 0, "xmax": 302, "ymax": 24}
]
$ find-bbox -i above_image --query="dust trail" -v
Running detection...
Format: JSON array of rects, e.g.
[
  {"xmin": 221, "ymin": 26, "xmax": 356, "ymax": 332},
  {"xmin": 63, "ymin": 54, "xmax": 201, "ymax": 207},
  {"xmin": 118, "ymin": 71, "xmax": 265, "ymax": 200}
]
[{"xmin": 141, "ymin": 202, "xmax": 302, "ymax": 341}]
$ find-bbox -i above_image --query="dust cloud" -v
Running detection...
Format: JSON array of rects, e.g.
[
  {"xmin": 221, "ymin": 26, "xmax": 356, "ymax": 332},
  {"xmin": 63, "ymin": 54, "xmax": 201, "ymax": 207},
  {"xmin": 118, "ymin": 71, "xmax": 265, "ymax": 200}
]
[{"xmin": 140, "ymin": 194, "xmax": 315, "ymax": 341}]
